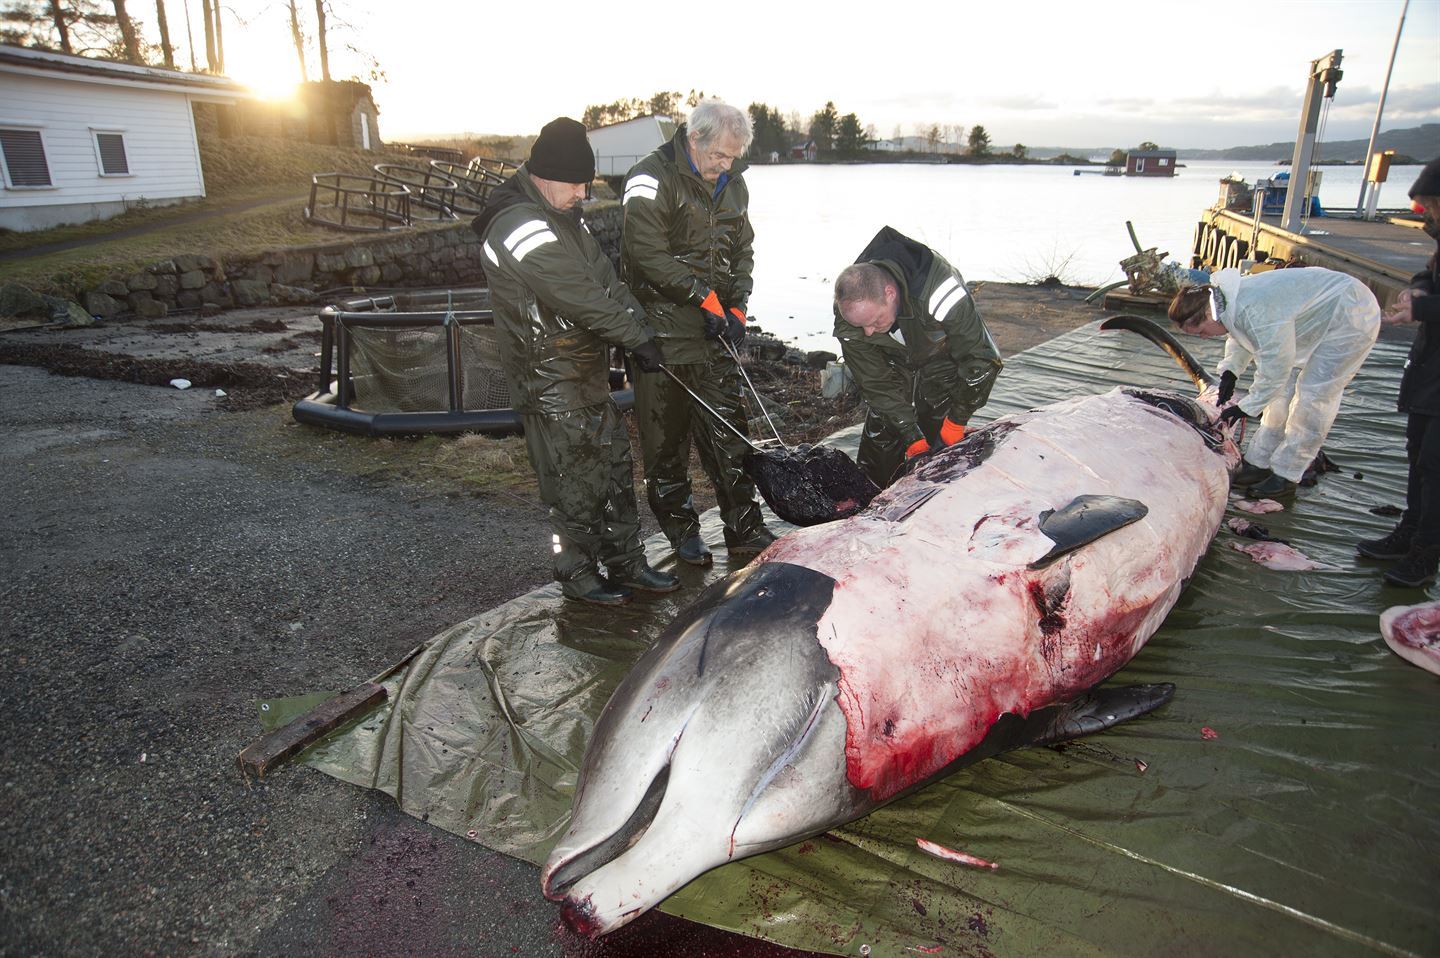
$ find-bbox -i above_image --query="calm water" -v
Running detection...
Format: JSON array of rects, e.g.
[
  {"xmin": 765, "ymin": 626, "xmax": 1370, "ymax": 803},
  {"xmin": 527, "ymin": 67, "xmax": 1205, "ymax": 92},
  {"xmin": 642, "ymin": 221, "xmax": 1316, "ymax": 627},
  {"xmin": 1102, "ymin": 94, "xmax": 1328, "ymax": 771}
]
[{"xmin": 742, "ymin": 158, "xmax": 1424, "ymax": 351}]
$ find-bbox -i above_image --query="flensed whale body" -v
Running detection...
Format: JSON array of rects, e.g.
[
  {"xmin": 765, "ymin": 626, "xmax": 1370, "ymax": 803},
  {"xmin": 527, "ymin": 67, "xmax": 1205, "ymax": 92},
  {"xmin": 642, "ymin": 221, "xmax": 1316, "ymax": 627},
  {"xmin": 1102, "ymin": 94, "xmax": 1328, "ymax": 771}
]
[{"xmin": 541, "ymin": 375, "xmax": 1236, "ymax": 937}]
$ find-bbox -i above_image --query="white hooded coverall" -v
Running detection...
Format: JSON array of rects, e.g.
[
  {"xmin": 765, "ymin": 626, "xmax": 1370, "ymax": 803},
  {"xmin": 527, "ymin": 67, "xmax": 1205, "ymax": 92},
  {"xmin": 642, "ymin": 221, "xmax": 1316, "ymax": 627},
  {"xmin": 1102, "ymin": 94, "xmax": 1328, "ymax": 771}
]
[{"xmin": 1213, "ymin": 267, "xmax": 1380, "ymax": 482}]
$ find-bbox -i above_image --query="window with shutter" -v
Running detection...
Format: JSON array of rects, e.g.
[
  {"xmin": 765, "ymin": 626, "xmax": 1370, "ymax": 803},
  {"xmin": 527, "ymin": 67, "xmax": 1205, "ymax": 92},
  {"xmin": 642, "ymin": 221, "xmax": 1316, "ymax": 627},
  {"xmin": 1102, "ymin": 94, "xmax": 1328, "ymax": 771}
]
[
  {"xmin": 94, "ymin": 132, "xmax": 130, "ymax": 175},
  {"xmin": 0, "ymin": 128, "xmax": 53, "ymax": 187}
]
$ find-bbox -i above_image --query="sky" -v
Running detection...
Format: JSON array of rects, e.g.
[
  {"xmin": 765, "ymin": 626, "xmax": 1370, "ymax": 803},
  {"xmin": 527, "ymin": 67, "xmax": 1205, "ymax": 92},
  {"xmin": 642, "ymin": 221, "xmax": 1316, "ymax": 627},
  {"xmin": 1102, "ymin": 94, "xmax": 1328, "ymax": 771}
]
[{"xmin": 195, "ymin": 0, "xmax": 1438, "ymax": 150}]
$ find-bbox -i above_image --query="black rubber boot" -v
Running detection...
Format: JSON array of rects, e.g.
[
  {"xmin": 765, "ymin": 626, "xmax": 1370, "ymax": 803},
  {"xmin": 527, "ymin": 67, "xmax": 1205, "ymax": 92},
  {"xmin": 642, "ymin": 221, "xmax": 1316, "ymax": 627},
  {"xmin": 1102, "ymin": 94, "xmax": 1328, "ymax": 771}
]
[
  {"xmin": 1383, "ymin": 544, "xmax": 1440, "ymax": 589},
  {"xmin": 609, "ymin": 563, "xmax": 681, "ymax": 594},
  {"xmin": 1247, "ymin": 473, "xmax": 1297, "ymax": 499},
  {"xmin": 675, "ymin": 535, "xmax": 713, "ymax": 567},
  {"xmin": 725, "ymin": 526, "xmax": 777, "ymax": 557},
  {"xmin": 563, "ymin": 579, "xmax": 634, "ymax": 606},
  {"xmin": 1231, "ymin": 459, "xmax": 1272, "ymax": 487},
  {"xmin": 1357, "ymin": 523, "xmax": 1414, "ymax": 561}
]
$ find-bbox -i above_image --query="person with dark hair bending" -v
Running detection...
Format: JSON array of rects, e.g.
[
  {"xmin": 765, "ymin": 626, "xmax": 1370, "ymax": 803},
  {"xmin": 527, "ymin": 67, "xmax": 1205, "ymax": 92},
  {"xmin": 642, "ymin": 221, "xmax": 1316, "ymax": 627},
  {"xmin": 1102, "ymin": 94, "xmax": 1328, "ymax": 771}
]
[
  {"xmin": 1167, "ymin": 266, "xmax": 1380, "ymax": 499},
  {"xmin": 1357, "ymin": 158, "xmax": 1440, "ymax": 588},
  {"xmin": 833, "ymin": 227, "xmax": 1003, "ymax": 488}
]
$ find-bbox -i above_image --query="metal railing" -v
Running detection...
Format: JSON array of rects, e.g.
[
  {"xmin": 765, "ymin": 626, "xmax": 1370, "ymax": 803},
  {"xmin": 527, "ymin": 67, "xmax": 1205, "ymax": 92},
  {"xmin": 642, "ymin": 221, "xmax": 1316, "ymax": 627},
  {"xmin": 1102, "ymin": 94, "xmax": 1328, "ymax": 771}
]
[
  {"xmin": 430, "ymin": 160, "xmax": 495, "ymax": 215},
  {"xmin": 305, "ymin": 172, "xmax": 412, "ymax": 232},
  {"xmin": 373, "ymin": 163, "xmax": 460, "ymax": 221}
]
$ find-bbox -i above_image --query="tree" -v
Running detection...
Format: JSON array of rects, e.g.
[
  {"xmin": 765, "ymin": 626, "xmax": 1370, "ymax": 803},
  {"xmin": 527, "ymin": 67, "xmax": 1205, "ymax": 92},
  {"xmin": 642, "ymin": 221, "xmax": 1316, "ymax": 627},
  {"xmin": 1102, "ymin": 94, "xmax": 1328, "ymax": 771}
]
[
  {"xmin": 747, "ymin": 102, "xmax": 788, "ymax": 159},
  {"xmin": 925, "ymin": 124, "xmax": 940, "ymax": 152},
  {"xmin": 153, "ymin": 0, "xmax": 172, "ymax": 67},
  {"xmin": 1, "ymin": 0, "xmax": 120, "ymax": 56},
  {"xmin": 580, "ymin": 97, "xmax": 646, "ymax": 129},
  {"xmin": 285, "ymin": 0, "xmax": 307, "ymax": 81},
  {"xmin": 834, "ymin": 112, "xmax": 865, "ymax": 155},
  {"xmin": 1012, "ymin": 143, "xmax": 1027, "ymax": 159},
  {"xmin": 808, "ymin": 101, "xmax": 838, "ymax": 154},
  {"xmin": 648, "ymin": 90, "xmax": 682, "ymax": 118},
  {"xmin": 312, "ymin": 0, "xmax": 327, "ymax": 80},
  {"xmin": 1106, "ymin": 148, "xmax": 1127, "ymax": 167},
  {"xmin": 111, "ymin": 0, "xmax": 139, "ymax": 62},
  {"xmin": 1136, "ymin": 140, "xmax": 1159, "ymax": 151},
  {"xmin": 967, "ymin": 124, "xmax": 991, "ymax": 156}
]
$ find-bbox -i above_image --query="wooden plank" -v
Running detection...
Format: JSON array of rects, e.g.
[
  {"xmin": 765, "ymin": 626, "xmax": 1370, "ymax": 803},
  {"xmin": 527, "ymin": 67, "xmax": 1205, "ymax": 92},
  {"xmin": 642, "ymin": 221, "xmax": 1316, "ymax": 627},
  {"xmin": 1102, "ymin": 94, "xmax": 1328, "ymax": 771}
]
[
  {"xmin": 236, "ymin": 681, "xmax": 387, "ymax": 783},
  {"xmin": 1102, "ymin": 289, "xmax": 1171, "ymax": 312}
]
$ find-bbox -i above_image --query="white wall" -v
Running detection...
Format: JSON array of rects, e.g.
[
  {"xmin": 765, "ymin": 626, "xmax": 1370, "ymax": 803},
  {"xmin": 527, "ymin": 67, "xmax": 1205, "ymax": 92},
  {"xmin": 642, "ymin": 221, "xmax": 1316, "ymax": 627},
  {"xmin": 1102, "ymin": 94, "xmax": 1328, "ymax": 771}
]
[
  {"xmin": 588, "ymin": 118, "xmax": 670, "ymax": 177},
  {"xmin": 0, "ymin": 71, "xmax": 206, "ymax": 227}
]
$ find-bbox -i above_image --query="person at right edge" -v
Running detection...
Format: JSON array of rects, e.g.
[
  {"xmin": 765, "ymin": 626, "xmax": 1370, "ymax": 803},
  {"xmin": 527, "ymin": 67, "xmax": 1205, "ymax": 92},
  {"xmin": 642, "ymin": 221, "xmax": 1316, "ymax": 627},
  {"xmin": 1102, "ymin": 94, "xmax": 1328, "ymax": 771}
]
[
  {"xmin": 620, "ymin": 98, "xmax": 773, "ymax": 567},
  {"xmin": 832, "ymin": 226, "xmax": 1003, "ymax": 488},
  {"xmin": 1357, "ymin": 158, "xmax": 1440, "ymax": 588}
]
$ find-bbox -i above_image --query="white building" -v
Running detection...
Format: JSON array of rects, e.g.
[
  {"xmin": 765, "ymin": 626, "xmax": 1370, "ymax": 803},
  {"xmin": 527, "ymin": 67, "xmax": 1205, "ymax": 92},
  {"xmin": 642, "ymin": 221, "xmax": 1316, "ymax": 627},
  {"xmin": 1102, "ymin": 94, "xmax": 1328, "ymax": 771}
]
[
  {"xmin": 586, "ymin": 114, "xmax": 676, "ymax": 178},
  {"xmin": 0, "ymin": 44, "xmax": 248, "ymax": 231}
]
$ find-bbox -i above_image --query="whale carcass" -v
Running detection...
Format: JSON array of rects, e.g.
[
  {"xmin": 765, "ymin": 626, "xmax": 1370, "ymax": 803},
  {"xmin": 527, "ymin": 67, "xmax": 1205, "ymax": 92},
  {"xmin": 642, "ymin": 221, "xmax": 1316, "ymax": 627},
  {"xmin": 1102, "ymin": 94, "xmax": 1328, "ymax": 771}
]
[{"xmin": 542, "ymin": 324, "xmax": 1238, "ymax": 936}]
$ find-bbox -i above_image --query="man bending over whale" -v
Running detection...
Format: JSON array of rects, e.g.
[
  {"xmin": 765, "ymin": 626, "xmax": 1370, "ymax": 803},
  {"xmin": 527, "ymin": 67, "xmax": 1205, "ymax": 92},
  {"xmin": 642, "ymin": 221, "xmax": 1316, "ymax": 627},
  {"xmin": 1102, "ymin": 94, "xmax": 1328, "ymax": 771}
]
[{"xmin": 834, "ymin": 227, "xmax": 1004, "ymax": 487}]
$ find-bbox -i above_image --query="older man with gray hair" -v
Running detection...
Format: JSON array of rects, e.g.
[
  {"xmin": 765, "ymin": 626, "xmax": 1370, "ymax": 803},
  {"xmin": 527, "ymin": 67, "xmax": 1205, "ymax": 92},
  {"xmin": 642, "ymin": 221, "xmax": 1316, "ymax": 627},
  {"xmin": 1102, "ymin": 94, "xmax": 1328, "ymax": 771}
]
[{"xmin": 620, "ymin": 98, "xmax": 774, "ymax": 567}]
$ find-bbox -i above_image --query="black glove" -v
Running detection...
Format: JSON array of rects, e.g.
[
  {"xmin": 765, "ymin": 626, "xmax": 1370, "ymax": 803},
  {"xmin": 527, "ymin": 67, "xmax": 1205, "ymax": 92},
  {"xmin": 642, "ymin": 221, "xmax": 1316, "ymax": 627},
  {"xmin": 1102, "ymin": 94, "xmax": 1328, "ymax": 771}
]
[
  {"xmin": 721, "ymin": 309, "xmax": 747, "ymax": 346},
  {"xmin": 1218, "ymin": 404, "xmax": 1247, "ymax": 427},
  {"xmin": 631, "ymin": 338, "xmax": 665, "ymax": 373},
  {"xmin": 695, "ymin": 286, "xmax": 726, "ymax": 339},
  {"xmin": 1217, "ymin": 370, "xmax": 1237, "ymax": 405}
]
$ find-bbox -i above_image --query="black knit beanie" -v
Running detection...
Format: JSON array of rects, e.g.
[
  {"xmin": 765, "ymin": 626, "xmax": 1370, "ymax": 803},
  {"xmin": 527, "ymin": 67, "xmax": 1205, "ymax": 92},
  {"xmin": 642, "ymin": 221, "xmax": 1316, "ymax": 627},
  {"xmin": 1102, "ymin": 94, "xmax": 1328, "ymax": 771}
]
[
  {"xmin": 1409, "ymin": 157, "xmax": 1440, "ymax": 198},
  {"xmin": 528, "ymin": 117, "xmax": 594, "ymax": 184}
]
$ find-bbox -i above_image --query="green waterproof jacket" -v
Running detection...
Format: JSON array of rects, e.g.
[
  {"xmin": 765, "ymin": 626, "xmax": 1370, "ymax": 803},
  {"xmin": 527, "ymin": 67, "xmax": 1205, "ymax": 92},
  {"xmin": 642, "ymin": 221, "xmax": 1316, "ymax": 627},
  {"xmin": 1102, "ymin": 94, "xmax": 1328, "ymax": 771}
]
[
  {"xmin": 834, "ymin": 227, "xmax": 1003, "ymax": 446},
  {"xmin": 474, "ymin": 168, "xmax": 654, "ymax": 415},
  {"xmin": 620, "ymin": 126, "xmax": 755, "ymax": 364}
]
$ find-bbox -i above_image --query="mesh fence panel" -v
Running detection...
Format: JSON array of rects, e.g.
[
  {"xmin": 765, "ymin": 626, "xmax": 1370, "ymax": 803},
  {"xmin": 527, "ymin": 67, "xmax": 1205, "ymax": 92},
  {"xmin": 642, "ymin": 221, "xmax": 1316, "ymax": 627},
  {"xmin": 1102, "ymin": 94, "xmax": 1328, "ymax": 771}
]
[
  {"xmin": 455, "ymin": 323, "xmax": 512, "ymax": 410},
  {"xmin": 348, "ymin": 324, "xmax": 452, "ymax": 412},
  {"xmin": 345, "ymin": 320, "xmax": 512, "ymax": 413}
]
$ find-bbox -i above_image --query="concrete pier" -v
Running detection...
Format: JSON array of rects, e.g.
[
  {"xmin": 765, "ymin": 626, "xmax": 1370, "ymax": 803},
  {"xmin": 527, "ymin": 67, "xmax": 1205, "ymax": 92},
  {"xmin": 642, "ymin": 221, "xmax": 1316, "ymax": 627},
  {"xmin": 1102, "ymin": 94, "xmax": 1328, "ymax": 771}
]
[{"xmin": 1192, "ymin": 207, "xmax": 1430, "ymax": 306}]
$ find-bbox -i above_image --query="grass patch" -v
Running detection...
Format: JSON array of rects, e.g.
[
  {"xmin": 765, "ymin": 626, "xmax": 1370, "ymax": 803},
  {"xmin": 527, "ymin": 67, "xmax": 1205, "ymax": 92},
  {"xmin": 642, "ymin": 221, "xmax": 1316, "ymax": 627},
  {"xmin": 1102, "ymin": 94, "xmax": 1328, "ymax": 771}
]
[
  {"xmin": 0, "ymin": 135, "xmax": 470, "ymax": 297},
  {"xmin": 2, "ymin": 189, "xmax": 462, "ymax": 298},
  {"xmin": 249, "ymin": 402, "xmax": 540, "ymax": 499}
]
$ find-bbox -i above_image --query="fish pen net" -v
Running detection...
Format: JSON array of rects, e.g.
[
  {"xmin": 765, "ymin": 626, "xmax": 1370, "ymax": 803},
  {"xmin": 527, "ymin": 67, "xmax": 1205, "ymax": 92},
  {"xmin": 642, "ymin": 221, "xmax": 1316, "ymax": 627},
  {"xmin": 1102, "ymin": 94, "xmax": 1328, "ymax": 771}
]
[
  {"xmin": 348, "ymin": 320, "xmax": 510, "ymax": 413},
  {"xmin": 293, "ymin": 288, "xmax": 633, "ymax": 436}
]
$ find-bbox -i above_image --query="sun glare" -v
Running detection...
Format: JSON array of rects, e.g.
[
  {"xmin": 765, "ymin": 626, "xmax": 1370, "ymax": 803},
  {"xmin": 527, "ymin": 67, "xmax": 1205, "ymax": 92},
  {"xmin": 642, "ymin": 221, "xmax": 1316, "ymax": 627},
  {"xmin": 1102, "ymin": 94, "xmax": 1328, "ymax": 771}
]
[{"xmin": 221, "ymin": 29, "xmax": 302, "ymax": 101}]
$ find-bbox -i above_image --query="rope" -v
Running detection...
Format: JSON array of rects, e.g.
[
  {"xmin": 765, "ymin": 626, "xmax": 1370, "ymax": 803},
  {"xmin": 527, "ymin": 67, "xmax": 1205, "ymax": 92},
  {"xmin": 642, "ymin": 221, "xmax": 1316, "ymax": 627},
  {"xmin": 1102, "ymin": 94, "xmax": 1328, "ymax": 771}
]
[{"xmin": 1300, "ymin": 96, "xmax": 1334, "ymax": 233}]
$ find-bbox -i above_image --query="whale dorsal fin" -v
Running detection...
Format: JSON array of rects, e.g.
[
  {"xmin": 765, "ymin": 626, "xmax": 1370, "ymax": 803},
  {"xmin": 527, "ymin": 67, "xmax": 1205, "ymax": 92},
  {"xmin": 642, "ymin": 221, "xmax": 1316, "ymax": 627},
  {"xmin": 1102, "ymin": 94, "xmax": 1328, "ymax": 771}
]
[{"xmin": 1029, "ymin": 494, "xmax": 1148, "ymax": 569}]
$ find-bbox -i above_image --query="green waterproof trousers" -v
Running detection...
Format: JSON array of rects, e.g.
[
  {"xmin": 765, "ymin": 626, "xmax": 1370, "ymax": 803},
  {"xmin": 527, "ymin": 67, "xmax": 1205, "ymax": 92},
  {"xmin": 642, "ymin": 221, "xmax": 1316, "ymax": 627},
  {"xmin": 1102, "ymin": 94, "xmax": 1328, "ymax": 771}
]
[
  {"xmin": 521, "ymin": 401, "xmax": 645, "ymax": 596},
  {"xmin": 858, "ymin": 364, "xmax": 963, "ymax": 488},
  {"xmin": 633, "ymin": 359, "xmax": 766, "ymax": 548}
]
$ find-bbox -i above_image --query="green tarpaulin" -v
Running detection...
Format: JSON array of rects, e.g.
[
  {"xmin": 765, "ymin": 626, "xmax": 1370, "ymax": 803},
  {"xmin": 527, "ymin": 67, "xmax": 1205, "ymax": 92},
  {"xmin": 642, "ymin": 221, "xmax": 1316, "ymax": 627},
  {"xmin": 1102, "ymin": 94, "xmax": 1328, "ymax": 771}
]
[{"xmin": 270, "ymin": 321, "xmax": 1438, "ymax": 957}]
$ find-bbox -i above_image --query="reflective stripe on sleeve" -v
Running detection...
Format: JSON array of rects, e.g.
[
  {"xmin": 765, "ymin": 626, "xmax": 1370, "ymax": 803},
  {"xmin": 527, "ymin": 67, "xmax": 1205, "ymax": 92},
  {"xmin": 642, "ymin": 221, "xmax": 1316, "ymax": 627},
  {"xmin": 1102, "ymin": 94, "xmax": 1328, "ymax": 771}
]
[
  {"xmin": 928, "ymin": 275, "xmax": 968, "ymax": 321},
  {"xmin": 623, "ymin": 173, "xmax": 660, "ymax": 204},
  {"xmin": 503, "ymin": 219, "xmax": 558, "ymax": 262}
]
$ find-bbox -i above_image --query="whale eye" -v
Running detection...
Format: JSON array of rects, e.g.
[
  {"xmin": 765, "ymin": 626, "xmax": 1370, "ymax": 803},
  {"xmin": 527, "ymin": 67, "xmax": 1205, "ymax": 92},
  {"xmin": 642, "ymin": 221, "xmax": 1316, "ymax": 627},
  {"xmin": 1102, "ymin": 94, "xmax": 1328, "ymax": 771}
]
[{"xmin": 757, "ymin": 588, "xmax": 768, "ymax": 597}]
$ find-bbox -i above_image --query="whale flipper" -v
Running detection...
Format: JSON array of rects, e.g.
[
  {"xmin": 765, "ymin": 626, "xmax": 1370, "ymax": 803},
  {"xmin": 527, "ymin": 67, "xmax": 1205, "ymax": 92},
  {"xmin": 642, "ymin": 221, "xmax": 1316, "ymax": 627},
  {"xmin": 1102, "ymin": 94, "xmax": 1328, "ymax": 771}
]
[{"xmin": 1030, "ymin": 494, "xmax": 1150, "ymax": 569}]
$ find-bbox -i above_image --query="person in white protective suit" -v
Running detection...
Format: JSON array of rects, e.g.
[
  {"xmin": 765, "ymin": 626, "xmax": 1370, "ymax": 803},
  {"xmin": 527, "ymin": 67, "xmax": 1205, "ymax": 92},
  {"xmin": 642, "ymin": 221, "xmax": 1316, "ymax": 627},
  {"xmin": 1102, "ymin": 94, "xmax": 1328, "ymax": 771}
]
[{"xmin": 1168, "ymin": 266, "xmax": 1381, "ymax": 498}]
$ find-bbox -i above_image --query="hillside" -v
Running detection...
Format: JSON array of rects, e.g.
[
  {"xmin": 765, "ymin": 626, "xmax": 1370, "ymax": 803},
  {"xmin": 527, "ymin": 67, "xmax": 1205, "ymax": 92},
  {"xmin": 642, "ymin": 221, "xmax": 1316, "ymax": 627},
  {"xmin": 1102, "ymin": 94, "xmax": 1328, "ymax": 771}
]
[{"xmin": 1176, "ymin": 124, "xmax": 1439, "ymax": 163}]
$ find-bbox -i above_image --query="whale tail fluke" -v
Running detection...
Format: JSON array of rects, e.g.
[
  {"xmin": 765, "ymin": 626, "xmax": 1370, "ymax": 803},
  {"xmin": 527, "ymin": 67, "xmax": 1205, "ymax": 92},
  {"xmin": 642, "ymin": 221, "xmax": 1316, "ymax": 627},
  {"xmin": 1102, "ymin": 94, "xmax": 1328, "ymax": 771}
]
[{"xmin": 1101, "ymin": 315, "xmax": 1214, "ymax": 391}]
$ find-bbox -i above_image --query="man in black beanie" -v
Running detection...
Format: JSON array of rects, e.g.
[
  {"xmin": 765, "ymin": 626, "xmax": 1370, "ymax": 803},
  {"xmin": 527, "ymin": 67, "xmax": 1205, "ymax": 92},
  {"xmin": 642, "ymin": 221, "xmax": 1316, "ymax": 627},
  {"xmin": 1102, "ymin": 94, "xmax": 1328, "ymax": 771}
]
[
  {"xmin": 1357, "ymin": 157, "xmax": 1440, "ymax": 587},
  {"xmin": 473, "ymin": 117, "xmax": 676, "ymax": 606}
]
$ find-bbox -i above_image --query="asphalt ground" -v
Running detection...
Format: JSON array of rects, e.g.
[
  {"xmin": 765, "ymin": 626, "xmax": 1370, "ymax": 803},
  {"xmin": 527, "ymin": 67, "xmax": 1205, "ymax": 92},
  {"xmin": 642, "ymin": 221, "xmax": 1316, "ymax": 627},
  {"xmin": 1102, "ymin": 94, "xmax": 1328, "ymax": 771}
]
[{"xmin": 0, "ymin": 300, "xmax": 872, "ymax": 957}]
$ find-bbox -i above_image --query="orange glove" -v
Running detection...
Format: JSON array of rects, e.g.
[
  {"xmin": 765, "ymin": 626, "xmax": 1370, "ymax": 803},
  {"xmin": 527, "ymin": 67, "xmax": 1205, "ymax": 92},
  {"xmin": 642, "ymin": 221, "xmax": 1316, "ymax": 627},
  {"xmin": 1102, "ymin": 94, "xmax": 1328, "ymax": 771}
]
[
  {"xmin": 939, "ymin": 417, "xmax": 965, "ymax": 446},
  {"xmin": 699, "ymin": 290, "xmax": 725, "ymax": 339},
  {"xmin": 905, "ymin": 437, "xmax": 931, "ymax": 459}
]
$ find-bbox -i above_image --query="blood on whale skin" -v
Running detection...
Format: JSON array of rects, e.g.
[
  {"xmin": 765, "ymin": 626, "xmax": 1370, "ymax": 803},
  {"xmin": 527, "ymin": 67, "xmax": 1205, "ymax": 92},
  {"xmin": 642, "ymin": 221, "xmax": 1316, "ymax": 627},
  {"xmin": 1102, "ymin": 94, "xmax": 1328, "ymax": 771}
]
[{"xmin": 761, "ymin": 389, "xmax": 1228, "ymax": 801}]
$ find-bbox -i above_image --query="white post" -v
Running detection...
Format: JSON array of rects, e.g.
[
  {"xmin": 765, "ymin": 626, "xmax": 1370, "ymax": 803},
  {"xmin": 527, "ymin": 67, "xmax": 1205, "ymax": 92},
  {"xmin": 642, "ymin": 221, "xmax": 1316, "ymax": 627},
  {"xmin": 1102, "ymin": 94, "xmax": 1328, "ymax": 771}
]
[
  {"xmin": 1356, "ymin": 0, "xmax": 1409, "ymax": 214},
  {"xmin": 1282, "ymin": 50, "xmax": 1342, "ymax": 234}
]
